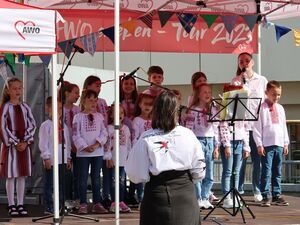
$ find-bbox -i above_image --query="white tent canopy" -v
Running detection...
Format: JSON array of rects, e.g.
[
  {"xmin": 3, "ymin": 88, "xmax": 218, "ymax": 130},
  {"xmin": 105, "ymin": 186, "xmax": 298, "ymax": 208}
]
[
  {"xmin": 0, "ymin": 0, "xmax": 56, "ymax": 54},
  {"xmin": 25, "ymin": 0, "xmax": 300, "ymax": 20}
]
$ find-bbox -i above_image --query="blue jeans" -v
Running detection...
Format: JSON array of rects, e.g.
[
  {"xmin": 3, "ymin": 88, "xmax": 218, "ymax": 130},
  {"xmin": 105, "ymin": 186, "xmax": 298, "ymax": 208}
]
[
  {"xmin": 260, "ymin": 146, "xmax": 283, "ymax": 199},
  {"xmin": 221, "ymin": 141, "xmax": 243, "ymax": 194},
  {"xmin": 43, "ymin": 164, "xmax": 66, "ymax": 208},
  {"xmin": 71, "ymin": 152, "xmax": 79, "ymax": 200},
  {"xmin": 239, "ymin": 131, "xmax": 261, "ymax": 194},
  {"xmin": 110, "ymin": 167, "xmax": 126, "ymax": 202},
  {"xmin": 78, "ymin": 156, "xmax": 103, "ymax": 204},
  {"xmin": 196, "ymin": 137, "xmax": 214, "ymax": 200},
  {"xmin": 102, "ymin": 161, "xmax": 111, "ymax": 200},
  {"xmin": 128, "ymin": 182, "xmax": 144, "ymax": 202}
]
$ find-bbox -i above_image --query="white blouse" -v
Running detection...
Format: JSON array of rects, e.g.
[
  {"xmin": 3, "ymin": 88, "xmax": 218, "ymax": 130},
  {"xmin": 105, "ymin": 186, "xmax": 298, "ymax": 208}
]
[
  {"xmin": 39, "ymin": 119, "xmax": 71, "ymax": 165},
  {"xmin": 104, "ymin": 124, "xmax": 131, "ymax": 167},
  {"xmin": 182, "ymin": 106, "xmax": 219, "ymax": 146},
  {"xmin": 132, "ymin": 116, "xmax": 152, "ymax": 145},
  {"xmin": 219, "ymin": 121, "xmax": 250, "ymax": 152},
  {"xmin": 231, "ymin": 72, "xmax": 268, "ymax": 130},
  {"xmin": 72, "ymin": 112, "xmax": 108, "ymax": 157},
  {"xmin": 125, "ymin": 126, "xmax": 206, "ymax": 184}
]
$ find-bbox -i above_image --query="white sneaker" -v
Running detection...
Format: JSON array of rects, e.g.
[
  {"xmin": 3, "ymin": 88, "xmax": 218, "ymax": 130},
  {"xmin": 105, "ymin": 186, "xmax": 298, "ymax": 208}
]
[
  {"xmin": 233, "ymin": 195, "xmax": 243, "ymax": 207},
  {"xmin": 198, "ymin": 199, "xmax": 205, "ymax": 208},
  {"xmin": 223, "ymin": 197, "xmax": 233, "ymax": 208},
  {"xmin": 254, "ymin": 193, "xmax": 263, "ymax": 202},
  {"xmin": 202, "ymin": 200, "xmax": 214, "ymax": 209}
]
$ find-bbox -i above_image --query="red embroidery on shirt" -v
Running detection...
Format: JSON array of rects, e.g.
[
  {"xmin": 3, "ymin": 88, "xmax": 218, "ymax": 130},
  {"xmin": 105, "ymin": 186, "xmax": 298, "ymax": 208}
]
[{"xmin": 154, "ymin": 141, "xmax": 169, "ymax": 153}]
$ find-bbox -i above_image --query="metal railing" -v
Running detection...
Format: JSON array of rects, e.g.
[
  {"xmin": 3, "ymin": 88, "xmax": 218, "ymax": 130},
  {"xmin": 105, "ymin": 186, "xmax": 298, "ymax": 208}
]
[{"xmin": 213, "ymin": 120, "xmax": 300, "ymax": 184}]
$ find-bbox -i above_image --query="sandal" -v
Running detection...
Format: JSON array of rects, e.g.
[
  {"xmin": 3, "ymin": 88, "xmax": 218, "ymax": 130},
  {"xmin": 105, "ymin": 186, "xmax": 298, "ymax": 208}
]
[
  {"xmin": 8, "ymin": 205, "xmax": 19, "ymax": 217},
  {"xmin": 17, "ymin": 205, "xmax": 28, "ymax": 216}
]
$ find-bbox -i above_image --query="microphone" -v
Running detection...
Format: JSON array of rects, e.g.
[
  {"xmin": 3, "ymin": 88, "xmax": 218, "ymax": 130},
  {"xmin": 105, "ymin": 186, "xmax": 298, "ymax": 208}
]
[
  {"xmin": 124, "ymin": 67, "xmax": 140, "ymax": 77},
  {"xmin": 73, "ymin": 44, "xmax": 85, "ymax": 54},
  {"xmin": 240, "ymin": 67, "xmax": 246, "ymax": 84}
]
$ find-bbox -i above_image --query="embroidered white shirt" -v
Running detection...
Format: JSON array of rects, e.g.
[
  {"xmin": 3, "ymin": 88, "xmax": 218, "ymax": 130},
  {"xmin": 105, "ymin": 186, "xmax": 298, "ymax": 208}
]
[
  {"xmin": 125, "ymin": 126, "xmax": 206, "ymax": 184},
  {"xmin": 253, "ymin": 101, "xmax": 289, "ymax": 148},
  {"xmin": 72, "ymin": 112, "xmax": 108, "ymax": 157}
]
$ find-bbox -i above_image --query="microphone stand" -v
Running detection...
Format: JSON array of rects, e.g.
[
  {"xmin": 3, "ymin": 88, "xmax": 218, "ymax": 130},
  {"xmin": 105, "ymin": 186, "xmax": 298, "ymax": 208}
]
[{"xmin": 32, "ymin": 49, "xmax": 99, "ymax": 223}]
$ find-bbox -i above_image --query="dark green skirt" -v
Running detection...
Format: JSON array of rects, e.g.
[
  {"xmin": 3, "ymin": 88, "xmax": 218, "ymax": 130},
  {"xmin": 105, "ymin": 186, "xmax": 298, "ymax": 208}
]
[{"xmin": 140, "ymin": 170, "xmax": 201, "ymax": 225}]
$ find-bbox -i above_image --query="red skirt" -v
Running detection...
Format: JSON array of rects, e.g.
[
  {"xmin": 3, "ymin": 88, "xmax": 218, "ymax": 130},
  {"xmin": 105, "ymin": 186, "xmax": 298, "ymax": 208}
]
[{"xmin": 0, "ymin": 144, "xmax": 32, "ymax": 178}]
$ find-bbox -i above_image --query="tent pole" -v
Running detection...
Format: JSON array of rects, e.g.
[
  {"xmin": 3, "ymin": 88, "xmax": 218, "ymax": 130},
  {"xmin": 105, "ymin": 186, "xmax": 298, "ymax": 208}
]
[
  {"xmin": 256, "ymin": 0, "xmax": 262, "ymax": 75},
  {"xmin": 114, "ymin": 0, "xmax": 120, "ymax": 225},
  {"xmin": 22, "ymin": 62, "xmax": 27, "ymax": 101},
  {"xmin": 51, "ymin": 54, "xmax": 60, "ymax": 225},
  {"xmin": 258, "ymin": 23, "xmax": 261, "ymax": 75}
]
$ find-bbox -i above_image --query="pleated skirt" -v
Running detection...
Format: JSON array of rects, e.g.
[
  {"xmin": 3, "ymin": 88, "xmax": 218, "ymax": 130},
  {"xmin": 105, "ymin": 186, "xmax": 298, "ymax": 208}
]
[{"xmin": 140, "ymin": 170, "xmax": 201, "ymax": 225}]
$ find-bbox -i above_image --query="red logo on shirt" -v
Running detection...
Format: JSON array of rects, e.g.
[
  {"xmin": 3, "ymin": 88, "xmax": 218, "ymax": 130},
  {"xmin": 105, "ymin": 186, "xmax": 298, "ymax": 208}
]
[{"xmin": 154, "ymin": 141, "xmax": 169, "ymax": 153}]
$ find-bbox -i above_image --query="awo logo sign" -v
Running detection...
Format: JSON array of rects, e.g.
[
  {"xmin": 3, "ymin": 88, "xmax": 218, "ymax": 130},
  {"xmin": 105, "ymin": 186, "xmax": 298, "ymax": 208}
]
[
  {"xmin": 137, "ymin": 0, "xmax": 153, "ymax": 10},
  {"xmin": 14, "ymin": 20, "xmax": 41, "ymax": 40}
]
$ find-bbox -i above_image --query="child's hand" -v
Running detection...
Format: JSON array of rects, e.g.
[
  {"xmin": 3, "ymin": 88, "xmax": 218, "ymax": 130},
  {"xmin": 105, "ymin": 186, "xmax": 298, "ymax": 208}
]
[
  {"xmin": 43, "ymin": 159, "xmax": 52, "ymax": 170},
  {"xmin": 243, "ymin": 150, "xmax": 250, "ymax": 159},
  {"xmin": 83, "ymin": 146, "xmax": 93, "ymax": 152},
  {"xmin": 213, "ymin": 147, "xmax": 219, "ymax": 159},
  {"xmin": 16, "ymin": 142, "xmax": 27, "ymax": 152},
  {"xmin": 283, "ymin": 146, "xmax": 289, "ymax": 156},
  {"xmin": 67, "ymin": 159, "xmax": 72, "ymax": 170},
  {"xmin": 71, "ymin": 144, "xmax": 77, "ymax": 153},
  {"xmin": 106, "ymin": 160, "xmax": 114, "ymax": 168},
  {"xmin": 257, "ymin": 146, "xmax": 265, "ymax": 156},
  {"xmin": 90, "ymin": 142, "xmax": 100, "ymax": 151},
  {"xmin": 224, "ymin": 146, "xmax": 231, "ymax": 159}
]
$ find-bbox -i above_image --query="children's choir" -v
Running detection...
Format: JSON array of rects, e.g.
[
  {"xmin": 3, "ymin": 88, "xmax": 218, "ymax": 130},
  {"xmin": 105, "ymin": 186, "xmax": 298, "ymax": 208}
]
[{"xmin": 0, "ymin": 59, "xmax": 290, "ymax": 217}]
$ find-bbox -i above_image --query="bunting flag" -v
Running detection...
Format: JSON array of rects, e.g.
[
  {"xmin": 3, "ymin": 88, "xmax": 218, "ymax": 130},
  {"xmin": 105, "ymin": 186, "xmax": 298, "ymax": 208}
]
[
  {"xmin": 275, "ymin": 25, "xmax": 291, "ymax": 42},
  {"xmin": 201, "ymin": 14, "xmax": 218, "ymax": 28},
  {"xmin": 80, "ymin": 32, "xmax": 100, "ymax": 56},
  {"xmin": 4, "ymin": 53, "xmax": 16, "ymax": 75},
  {"xmin": 177, "ymin": 13, "xmax": 198, "ymax": 34},
  {"xmin": 221, "ymin": 15, "xmax": 238, "ymax": 34},
  {"xmin": 39, "ymin": 55, "xmax": 52, "ymax": 67},
  {"xmin": 293, "ymin": 29, "xmax": 300, "ymax": 47},
  {"xmin": 58, "ymin": 38, "xmax": 77, "ymax": 58},
  {"xmin": 18, "ymin": 54, "xmax": 25, "ymax": 63},
  {"xmin": 121, "ymin": 20, "xmax": 137, "ymax": 34},
  {"xmin": 140, "ymin": 10, "xmax": 155, "ymax": 29},
  {"xmin": 102, "ymin": 27, "xmax": 115, "ymax": 44},
  {"xmin": 158, "ymin": 11, "xmax": 174, "ymax": 28},
  {"xmin": 242, "ymin": 15, "xmax": 258, "ymax": 31},
  {"xmin": 0, "ymin": 61, "xmax": 9, "ymax": 84},
  {"xmin": 262, "ymin": 16, "xmax": 273, "ymax": 29},
  {"xmin": 25, "ymin": 56, "xmax": 31, "ymax": 67}
]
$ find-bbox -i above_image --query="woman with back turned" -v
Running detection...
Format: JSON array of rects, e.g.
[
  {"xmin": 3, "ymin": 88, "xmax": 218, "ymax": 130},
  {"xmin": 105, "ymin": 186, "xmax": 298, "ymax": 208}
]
[{"xmin": 125, "ymin": 90, "xmax": 206, "ymax": 225}]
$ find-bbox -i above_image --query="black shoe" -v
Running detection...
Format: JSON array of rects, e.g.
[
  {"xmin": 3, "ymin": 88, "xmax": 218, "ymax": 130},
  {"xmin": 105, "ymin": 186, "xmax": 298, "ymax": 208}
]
[
  {"xmin": 272, "ymin": 196, "xmax": 289, "ymax": 206},
  {"xmin": 16, "ymin": 205, "xmax": 28, "ymax": 216},
  {"xmin": 261, "ymin": 198, "xmax": 271, "ymax": 207},
  {"xmin": 101, "ymin": 198, "xmax": 112, "ymax": 210},
  {"xmin": 8, "ymin": 205, "xmax": 19, "ymax": 217},
  {"xmin": 126, "ymin": 197, "xmax": 139, "ymax": 207}
]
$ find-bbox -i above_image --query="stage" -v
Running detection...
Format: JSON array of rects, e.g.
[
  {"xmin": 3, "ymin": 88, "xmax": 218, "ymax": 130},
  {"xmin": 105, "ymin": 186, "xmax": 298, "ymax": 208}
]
[{"xmin": 1, "ymin": 195, "xmax": 300, "ymax": 225}]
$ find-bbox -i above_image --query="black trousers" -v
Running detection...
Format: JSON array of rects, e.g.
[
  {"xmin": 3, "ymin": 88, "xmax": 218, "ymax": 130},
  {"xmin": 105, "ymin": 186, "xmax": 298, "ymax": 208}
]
[{"xmin": 140, "ymin": 170, "xmax": 201, "ymax": 225}]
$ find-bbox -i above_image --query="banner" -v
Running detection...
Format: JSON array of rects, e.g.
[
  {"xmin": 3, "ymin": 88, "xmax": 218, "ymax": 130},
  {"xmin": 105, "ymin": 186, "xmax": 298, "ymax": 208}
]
[
  {"xmin": 0, "ymin": 9, "xmax": 56, "ymax": 54},
  {"xmin": 57, "ymin": 10, "xmax": 258, "ymax": 54}
]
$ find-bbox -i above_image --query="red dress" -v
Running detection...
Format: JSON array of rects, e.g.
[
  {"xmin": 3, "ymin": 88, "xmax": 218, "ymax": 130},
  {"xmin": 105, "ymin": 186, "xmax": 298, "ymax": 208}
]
[{"xmin": 0, "ymin": 102, "xmax": 36, "ymax": 178}]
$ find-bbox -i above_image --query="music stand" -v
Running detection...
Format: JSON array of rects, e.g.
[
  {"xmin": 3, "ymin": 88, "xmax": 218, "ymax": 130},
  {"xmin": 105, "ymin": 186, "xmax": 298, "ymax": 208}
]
[
  {"xmin": 203, "ymin": 94, "xmax": 262, "ymax": 224},
  {"xmin": 32, "ymin": 47, "xmax": 99, "ymax": 224}
]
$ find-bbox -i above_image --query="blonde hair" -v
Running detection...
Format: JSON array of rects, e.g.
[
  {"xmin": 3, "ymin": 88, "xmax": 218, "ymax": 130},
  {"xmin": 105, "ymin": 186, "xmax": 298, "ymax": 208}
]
[
  {"xmin": 1, "ymin": 77, "xmax": 22, "ymax": 107},
  {"xmin": 188, "ymin": 83, "xmax": 211, "ymax": 113},
  {"xmin": 79, "ymin": 89, "xmax": 98, "ymax": 111}
]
